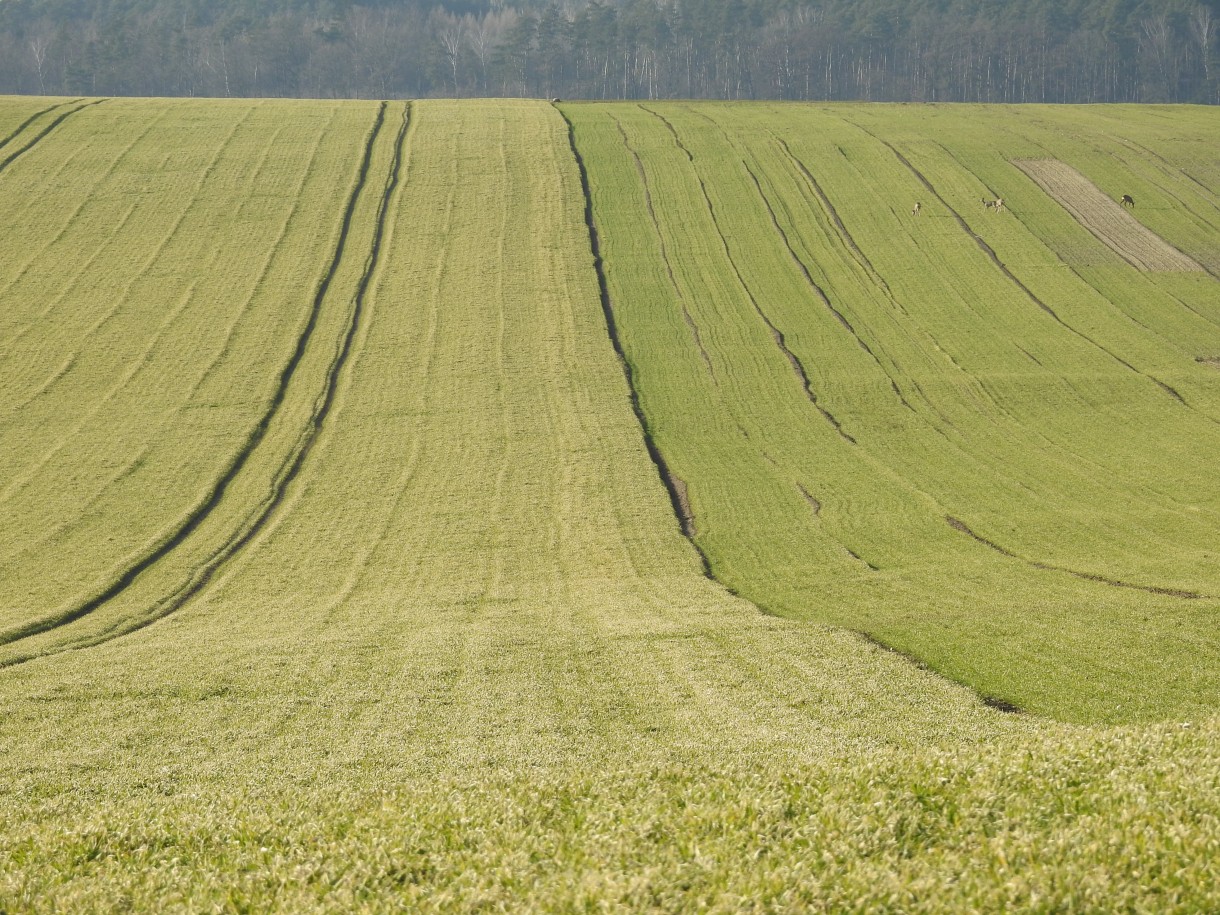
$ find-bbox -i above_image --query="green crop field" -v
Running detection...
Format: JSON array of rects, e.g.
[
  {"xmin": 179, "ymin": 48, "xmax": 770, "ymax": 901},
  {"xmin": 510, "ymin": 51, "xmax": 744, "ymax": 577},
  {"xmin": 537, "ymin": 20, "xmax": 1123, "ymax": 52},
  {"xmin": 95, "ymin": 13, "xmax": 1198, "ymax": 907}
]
[{"xmin": 1, "ymin": 96, "xmax": 1219, "ymax": 912}]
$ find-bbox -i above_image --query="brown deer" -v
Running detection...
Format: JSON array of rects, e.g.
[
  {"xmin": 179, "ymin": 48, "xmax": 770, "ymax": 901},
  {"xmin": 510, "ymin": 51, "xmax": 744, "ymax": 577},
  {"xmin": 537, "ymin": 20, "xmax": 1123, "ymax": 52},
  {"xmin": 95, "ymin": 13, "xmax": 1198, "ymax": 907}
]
[{"xmin": 1121, "ymin": 194, "xmax": 1135, "ymax": 208}]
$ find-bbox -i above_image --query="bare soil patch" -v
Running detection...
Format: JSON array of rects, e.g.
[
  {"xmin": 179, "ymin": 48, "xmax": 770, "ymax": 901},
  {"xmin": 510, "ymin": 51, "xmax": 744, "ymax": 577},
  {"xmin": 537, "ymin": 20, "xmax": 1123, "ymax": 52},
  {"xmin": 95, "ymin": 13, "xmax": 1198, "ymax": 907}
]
[{"xmin": 1014, "ymin": 159, "xmax": 1202, "ymax": 272}]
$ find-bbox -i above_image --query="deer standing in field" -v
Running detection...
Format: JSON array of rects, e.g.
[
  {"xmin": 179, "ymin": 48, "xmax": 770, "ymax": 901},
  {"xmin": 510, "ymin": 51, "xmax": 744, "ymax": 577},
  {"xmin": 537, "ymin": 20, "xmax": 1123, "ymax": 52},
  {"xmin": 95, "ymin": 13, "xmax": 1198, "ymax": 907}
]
[
  {"xmin": 1121, "ymin": 194, "xmax": 1135, "ymax": 208},
  {"xmin": 912, "ymin": 201, "xmax": 921, "ymax": 216},
  {"xmin": 983, "ymin": 197, "xmax": 1004, "ymax": 212}
]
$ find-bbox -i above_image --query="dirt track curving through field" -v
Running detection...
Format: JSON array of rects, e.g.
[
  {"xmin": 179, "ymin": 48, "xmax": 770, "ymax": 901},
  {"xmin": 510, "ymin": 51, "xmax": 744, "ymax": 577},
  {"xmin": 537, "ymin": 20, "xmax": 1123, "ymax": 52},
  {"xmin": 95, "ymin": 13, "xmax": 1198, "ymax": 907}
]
[{"xmin": 1014, "ymin": 159, "xmax": 1203, "ymax": 272}]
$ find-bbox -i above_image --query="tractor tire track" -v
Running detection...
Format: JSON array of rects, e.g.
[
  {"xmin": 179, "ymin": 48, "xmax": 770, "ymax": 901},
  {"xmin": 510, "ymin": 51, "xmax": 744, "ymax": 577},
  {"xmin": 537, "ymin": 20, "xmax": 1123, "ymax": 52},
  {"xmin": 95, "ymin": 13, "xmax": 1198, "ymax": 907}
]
[
  {"xmin": 855, "ymin": 122, "xmax": 1188, "ymax": 407},
  {"xmin": 898, "ymin": 136, "xmax": 1220, "ymax": 520},
  {"xmin": 0, "ymin": 118, "xmax": 333, "ymax": 563},
  {"xmin": 0, "ymin": 107, "xmax": 172, "ymax": 345},
  {"xmin": 1, "ymin": 113, "xmax": 277, "ymax": 493},
  {"xmin": 0, "ymin": 99, "xmax": 80, "ymax": 153},
  {"xmin": 740, "ymin": 158, "xmax": 915, "ymax": 414},
  {"xmin": 770, "ymin": 134, "xmax": 894, "ymax": 300},
  {"xmin": 945, "ymin": 515, "xmax": 1206, "ymax": 600},
  {"xmin": 558, "ymin": 106, "xmax": 714, "ymax": 576},
  {"xmin": 608, "ymin": 114, "xmax": 717, "ymax": 384},
  {"xmin": 771, "ymin": 133, "xmax": 1021, "ymax": 435},
  {"xmin": 722, "ymin": 113, "xmax": 1212, "ymax": 574},
  {"xmin": 640, "ymin": 104, "xmax": 856, "ymax": 445},
  {"xmin": 0, "ymin": 103, "xmax": 399, "ymax": 656},
  {"xmin": 0, "ymin": 99, "xmax": 105, "ymax": 177}
]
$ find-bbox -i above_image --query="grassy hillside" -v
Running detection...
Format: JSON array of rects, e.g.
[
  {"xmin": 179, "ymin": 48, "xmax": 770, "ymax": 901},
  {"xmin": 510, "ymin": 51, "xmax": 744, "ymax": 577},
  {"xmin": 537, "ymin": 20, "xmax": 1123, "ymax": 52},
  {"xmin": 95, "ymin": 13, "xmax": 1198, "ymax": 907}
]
[
  {"xmin": 566, "ymin": 101, "xmax": 1220, "ymax": 723},
  {"xmin": 0, "ymin": 97, "xmax": 1218, "ymax": 910}
]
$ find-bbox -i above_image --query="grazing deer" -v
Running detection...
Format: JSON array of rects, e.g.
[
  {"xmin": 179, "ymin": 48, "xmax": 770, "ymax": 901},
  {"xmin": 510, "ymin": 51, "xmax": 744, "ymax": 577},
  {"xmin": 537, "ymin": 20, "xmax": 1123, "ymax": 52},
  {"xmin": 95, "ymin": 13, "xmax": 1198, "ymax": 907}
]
[
  {"xmin": 983, "ymin": 197, "xmax": 1004, "ymax": 212},
  {"xmin": 912, "ymin": 201, "xmax": 921, "ymax": 216},
  {"xmin": 1121, "ymin": 194, "xmax": 1135, "ymax": 208}
]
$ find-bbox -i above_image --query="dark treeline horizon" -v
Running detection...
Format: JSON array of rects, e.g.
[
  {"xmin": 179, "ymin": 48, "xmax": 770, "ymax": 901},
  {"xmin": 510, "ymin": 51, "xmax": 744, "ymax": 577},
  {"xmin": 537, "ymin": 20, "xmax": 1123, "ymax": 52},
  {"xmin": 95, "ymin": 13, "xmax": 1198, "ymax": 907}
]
[{"xmin": 1, "ymin": 0, "xmax": 1218, "ymax": 103}]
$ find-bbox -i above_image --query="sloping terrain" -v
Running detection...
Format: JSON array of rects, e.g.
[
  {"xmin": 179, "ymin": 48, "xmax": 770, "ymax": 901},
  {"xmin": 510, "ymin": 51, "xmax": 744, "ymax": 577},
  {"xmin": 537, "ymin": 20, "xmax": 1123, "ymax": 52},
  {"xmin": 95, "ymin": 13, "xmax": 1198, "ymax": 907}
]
[
  {"xmin": 1015, "ymin": 158, "xmax": 1202, "ymax": 271},
  {"xmin": 1, "ymin": 98, "xmax": 1219, "ymax": 911},
  {"xmin": 566, "ymin": 101, "xmax": 1220, "ymax": 723}
]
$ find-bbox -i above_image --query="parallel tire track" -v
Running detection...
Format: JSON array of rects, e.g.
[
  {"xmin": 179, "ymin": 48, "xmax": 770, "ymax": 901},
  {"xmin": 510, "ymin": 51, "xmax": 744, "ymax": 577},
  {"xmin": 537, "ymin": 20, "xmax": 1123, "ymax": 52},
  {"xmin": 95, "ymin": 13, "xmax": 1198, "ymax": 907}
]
[
  {"xmin": 558, "ymin": 106, "xmax": 713, "ymax": 577},
  {"xmin": 0, "ymin": 103, "xmax": 398, "ymax": 657},
  {"xmin": 740, "ymin": 159, "xmax": 915, "ymax": 414},
  {"xmin": 0, "ymin": 100, "xmax": 105, "ymax": 177},
  {"xmin": 639, "ymin": 104, "xmax": 857, "ymax": 445},
  {"xmin": 0, "ymin": 99, "xmax": 79, "ymax": 152},
  {"xmin": 608, "ymin": 114, "xmax": 717, "ymax": 383}
]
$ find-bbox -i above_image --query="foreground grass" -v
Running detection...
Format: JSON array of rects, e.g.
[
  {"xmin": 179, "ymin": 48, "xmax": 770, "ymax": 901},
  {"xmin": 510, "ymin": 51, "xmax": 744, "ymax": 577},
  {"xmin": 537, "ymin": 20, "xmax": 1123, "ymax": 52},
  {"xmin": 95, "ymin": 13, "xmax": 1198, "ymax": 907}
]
[{"xmin": 3, "ymin": 720, "xmax": 1219, "ymax": 912}]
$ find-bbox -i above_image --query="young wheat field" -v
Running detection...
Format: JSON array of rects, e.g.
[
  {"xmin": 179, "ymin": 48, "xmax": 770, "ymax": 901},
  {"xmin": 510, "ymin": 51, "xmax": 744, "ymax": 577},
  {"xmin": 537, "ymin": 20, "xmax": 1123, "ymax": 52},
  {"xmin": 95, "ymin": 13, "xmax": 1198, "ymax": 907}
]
[{"xmin": 1, "ymin": 96, "xmax": 1219, "ymax": 911}]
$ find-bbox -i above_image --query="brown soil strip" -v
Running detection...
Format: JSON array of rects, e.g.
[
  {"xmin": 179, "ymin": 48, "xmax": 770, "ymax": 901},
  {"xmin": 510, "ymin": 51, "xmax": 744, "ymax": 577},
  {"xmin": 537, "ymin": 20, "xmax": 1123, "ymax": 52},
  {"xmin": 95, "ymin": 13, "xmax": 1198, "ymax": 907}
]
[
  {"xmin": 559, "ymin": 106, "xmax": 716, "ymax": 580},
  {"xmin": 945, "ymin": 515, "xmax": 1203, "ymax": 600},
  {"xmin": 608, "ymin": 114, "xmax": 717, "ymax": 383},
  {"xmin": 1014, "ymin": 159, "xmax": 1202, "ymax": 273},
  {"xmin": 0, "ymin": 102, "xmax": 399, "ymax": 657},
  {"xmin": 640, "ymin": 104, "xmax": 857, "ymax": 446}
]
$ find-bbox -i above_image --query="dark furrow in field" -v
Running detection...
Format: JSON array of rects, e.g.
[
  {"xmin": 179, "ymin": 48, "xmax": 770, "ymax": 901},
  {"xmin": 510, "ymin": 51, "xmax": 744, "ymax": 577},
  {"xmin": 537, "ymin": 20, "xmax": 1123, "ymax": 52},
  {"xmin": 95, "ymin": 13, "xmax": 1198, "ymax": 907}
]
[
  {"xmin": 945, "ymin": 516, "xmax": 1205, "ymax": 600},
  {"xmin": 740, "ymin": 159, "xmax": 915, "ymax": 413},
  {"xmin": 855, "ymin": 629, "xmax": 1025, "ymax": 714},
  {"xmin": 83, "ymin": 105, "xmax": 414, "ymax": 648},
  {"xmin": 771, "ymin": 135, "xmax": 894, "ymax": 300},
  {"xmin": 0, "ymin": 100, "xmax": 105, "ymax": 177},
  {"xmin": 558, "ymin": 106, "xmax": 713, "ymax": 576},
  {"xmin": 0, "ymin": 99, "xmax": 78, "ymax": 152},
  {"xmin": 863, "ymin": 127, "xmax": 1188, "ymax": 406},
  {"xmin": 775, "ymin": 134, "xmax": 1034, "ymax": 436},
  {"xmin": 796, "ymin": 483, "xmax": 820, "ymax": 515},
  {"xmin": 639, "ymin": 105, "xmax": 857, "ymax": 445},
  {"xmin": 0, "ymin": 103, "xmax": 394, "ymax": 655},
  {"xmin": 608, "ymin": 114, "xmax": 717, "ymax": 383}
]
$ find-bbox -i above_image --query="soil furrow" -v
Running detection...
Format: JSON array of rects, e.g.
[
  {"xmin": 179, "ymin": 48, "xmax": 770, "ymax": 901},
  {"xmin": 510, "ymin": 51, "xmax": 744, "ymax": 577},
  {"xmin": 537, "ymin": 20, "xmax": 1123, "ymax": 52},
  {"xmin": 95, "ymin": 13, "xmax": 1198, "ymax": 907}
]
[
  {"xmin": 608, "ymin": 114, "xmax": 716, "ymax": 383},
  {"xmin": 0, "ymin": 117, "xmax": 335, "ymax": 572},
  {"xmin": 639, "ymin": 105, "xmax": 857, "ymax": 445},
  {"xmin": 855, "ymin": 629, "xmax": 1026, "ymax": 714},
  {"xmin": 558, "ymin": 106, "xmax": 714, "ymax": 578},
  {"xmin": 0, "ymin": 103, "xmax": 394, "ymax": 654},
  {"xmin": 741, "ymin": 159, "xmax": 915, "ymax": 413},
  {"xmin": 946, "ymin": 515, "xmax": 1204, "ymax": 600},
  {"xmin": 0, "ymin": 99, "xmax": 78, "ymax": 152},
  {"xmin": 0, "ymin": 99, "xmax": 105, "ymax": 177},
  {"xmin": 83, "ymin": 105, "xmax": 414, "ymax": 648},
  {"xmin": 862, "ymin": 127, "xmax": 1188, "ymax": 406},
  {"xmin": 772, "ymin": 135, "xmax": 893, "ymax": 299}
]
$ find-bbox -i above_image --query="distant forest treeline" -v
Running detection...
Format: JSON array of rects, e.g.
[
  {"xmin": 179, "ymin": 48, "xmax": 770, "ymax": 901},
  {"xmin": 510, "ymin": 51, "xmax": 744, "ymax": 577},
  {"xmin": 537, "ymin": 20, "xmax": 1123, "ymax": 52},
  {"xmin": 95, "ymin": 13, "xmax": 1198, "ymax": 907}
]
[{"xmin": 1, "ymin": 0, "xmax": 1218, "ymax": 102}]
